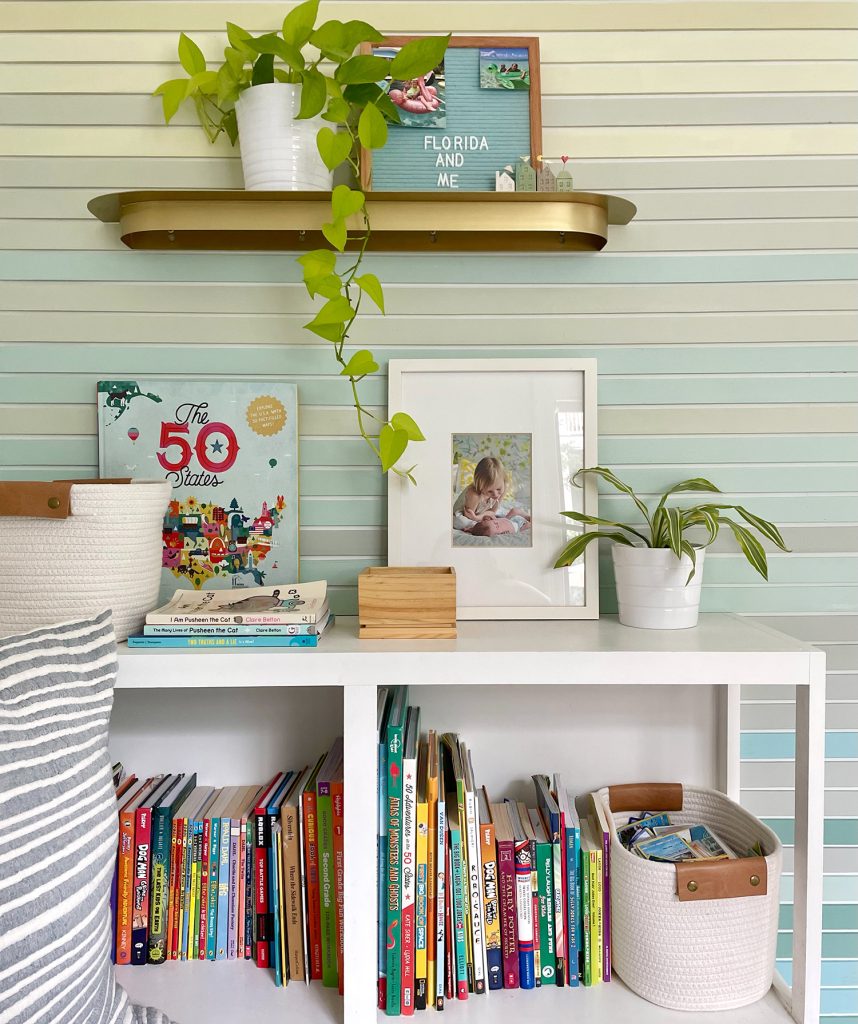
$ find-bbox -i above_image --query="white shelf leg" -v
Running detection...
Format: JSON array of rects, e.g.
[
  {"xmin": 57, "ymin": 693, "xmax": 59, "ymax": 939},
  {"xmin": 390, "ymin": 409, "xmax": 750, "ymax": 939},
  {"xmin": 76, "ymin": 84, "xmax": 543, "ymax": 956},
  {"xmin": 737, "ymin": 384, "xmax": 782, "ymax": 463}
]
[
  {"xmin": 790, "ymin": 651, "xmax": 826, "ymax": 1024},
  {"xmin": 718, "ymin": 682, "xmax": 742, "ymax": 801},
  {"xmin": 344, "ymin": 682, "xmax": 379, "ymax": 1024}
]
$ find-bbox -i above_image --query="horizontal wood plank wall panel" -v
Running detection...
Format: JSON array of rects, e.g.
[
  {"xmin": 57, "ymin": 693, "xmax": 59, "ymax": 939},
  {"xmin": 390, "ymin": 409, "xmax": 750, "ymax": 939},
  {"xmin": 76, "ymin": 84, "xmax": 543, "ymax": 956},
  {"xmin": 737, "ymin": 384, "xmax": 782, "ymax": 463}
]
[{"xmin": 1, "ymin": 1, "xmax": 855, "ymax": 1012}]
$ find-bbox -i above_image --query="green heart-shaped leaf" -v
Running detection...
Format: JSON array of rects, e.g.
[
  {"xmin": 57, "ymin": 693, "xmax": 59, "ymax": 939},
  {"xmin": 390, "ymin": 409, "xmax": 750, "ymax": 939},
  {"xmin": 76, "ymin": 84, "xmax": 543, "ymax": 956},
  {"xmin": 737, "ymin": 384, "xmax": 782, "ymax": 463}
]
[
  {"xmin": 322, "ymin": 218, "xmax": 348, "ymax": 251},
  {"xmin": 379, "ymin": 424, "xmax": 409, "ymax": 473},
  {"xmin": 390, "ymin": 412, "xmax": 425, "ymax": 441},
  {"xmin": 341, "ymin": 349, "xmax": 379, "ymax": 378},
  {"xmin": 355, "ymin": 272, "xmax": 384, "ymax": 313},
  {"xmin": 178, "ymin": 33, "xmax": 206, "ymax": 75},
  {"xmin": 331, "ymin": 184, "xmax": 365, "ymax": 220},
  {"xmin": 358, "ymin": 102, "xmax": 387, "ymax": 150},
  {"xmin": 315, "ymin": 127, "xmax": 352, "ymax": 171}
]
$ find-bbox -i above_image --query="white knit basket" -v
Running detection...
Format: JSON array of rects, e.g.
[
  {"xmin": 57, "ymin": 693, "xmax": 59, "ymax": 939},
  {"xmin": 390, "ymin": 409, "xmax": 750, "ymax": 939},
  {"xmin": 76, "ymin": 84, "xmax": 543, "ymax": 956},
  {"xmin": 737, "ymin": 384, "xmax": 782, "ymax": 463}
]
[
  {"xmin": 598, "ymin": 784, "xmax": 782, "ymax": 1011},
  {"xmin": 0, "ymin": 480, "xmax": 170, "ymax": 642}
]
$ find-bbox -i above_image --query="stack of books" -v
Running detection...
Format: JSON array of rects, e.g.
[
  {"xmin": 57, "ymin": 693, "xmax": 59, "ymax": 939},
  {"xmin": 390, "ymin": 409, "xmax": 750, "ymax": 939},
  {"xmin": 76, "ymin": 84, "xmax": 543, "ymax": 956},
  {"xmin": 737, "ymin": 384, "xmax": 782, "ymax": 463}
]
[
  {"xmin": 378, "ymin": 687, "xmax": 613, "ymax": 1015},
  {"xmin": 127, "ymin": 581, "xmax": 332, "ymax": 649},
  {"xmin": 111, "ymin": 737, "xmax": 344, "ymax": 992}
]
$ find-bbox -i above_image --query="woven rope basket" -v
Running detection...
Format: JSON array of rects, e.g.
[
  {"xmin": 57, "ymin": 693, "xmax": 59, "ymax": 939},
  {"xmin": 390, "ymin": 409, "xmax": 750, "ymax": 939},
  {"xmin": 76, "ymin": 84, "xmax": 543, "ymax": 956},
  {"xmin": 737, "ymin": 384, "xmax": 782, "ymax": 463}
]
[
  {"xmin": 0, "ymin": 480, "xmax": 170, "ymax": 642},
  {"xmin": 598, "ymin": 783, "xmax": 782, "ymax": 1012}
]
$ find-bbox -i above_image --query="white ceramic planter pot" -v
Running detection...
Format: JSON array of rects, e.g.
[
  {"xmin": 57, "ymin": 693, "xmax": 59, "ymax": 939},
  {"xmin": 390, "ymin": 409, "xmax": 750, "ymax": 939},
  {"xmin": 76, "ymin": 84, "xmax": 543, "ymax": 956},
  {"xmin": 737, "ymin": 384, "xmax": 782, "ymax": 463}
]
[
  {"xmin": 611, "ymin": 544, "xmax": 706, "ymax": 630},
  {"xmin": 235, "ymin": 83, "xmax": 334, "ymax": 191}
]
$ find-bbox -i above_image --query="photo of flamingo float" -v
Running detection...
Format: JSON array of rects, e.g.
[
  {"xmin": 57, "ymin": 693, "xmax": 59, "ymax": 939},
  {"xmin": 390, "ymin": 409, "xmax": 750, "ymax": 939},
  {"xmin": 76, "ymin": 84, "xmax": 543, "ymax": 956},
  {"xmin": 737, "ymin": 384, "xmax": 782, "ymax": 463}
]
[{"xmin": 377, "ymin": 47, "xmax": 447, "ymax": 128}]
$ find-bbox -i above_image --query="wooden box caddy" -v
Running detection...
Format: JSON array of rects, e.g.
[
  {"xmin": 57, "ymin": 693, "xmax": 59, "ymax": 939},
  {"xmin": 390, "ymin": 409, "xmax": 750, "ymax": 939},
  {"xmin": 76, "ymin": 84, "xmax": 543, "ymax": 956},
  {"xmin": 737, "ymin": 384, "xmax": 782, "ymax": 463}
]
[{"xmin": 358, "ymin": 567, "xmax": 457, "ymax": 639}]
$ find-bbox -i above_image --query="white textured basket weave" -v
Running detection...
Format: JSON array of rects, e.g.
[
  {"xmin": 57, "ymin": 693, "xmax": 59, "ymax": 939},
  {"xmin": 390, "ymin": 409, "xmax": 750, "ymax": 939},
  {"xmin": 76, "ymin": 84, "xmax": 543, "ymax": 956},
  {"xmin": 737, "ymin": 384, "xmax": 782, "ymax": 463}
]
[
  {"xmin": 599, "ymin": 784, "xmax": 782, "ymax": 1011},
  {"xmin": 0, "ymin": 481, "xmax": 170, "ymax": 642}
]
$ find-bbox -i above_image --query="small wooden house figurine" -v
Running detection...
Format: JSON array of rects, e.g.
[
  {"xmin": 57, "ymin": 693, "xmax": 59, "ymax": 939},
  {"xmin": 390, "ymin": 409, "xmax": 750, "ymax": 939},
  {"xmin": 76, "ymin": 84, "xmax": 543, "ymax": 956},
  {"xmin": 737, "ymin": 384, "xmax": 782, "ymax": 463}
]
[
  {"xmin": 514, "ymin": 157, "xmax": 536, "ymax": 192},
  {"xmin": 536, "ymin": 164, "xmax": 557, "ymax": 192},
  {"xmin": 495, "ymin": 167, "xmax": 515, "ymax": 192},
  {"xmin": 556, "ymin": 166, "xmax": 574, "ymax": 192}
]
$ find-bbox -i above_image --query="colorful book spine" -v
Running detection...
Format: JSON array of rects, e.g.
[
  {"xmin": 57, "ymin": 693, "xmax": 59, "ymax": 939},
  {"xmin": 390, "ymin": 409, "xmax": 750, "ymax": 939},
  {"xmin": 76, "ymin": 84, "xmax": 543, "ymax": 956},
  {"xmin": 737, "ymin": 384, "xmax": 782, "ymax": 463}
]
[
  {"xmin": 228, "ymin": 818, "xmax": 241, "ymax": 959},
  {"xmin": 463, "ymin": 788, "xmax": 485, "ymax": 995},
  {"xmin": 303, "ymin": 788, "xmax": 323, "ymax": 980},
  {"xmin": 580, "ymin": 844, "xmax": 592, "ymax": 986},
  {"xmin": 254, "ymin": 812, "xmax": 271, "ymax": 967},
  {"xmin": 191, "ymin": 822, "xmax": 204, "ymax": 960},
  {"xmin": 535, "ymin": 837, "xmax": 555, "ymax": 985},
  {"xmin": 479, "ymin": 821, "xmax": 502, "ymax": 990},
  {"xmin": 197, "ymin": 817, "xmax": 211, "ymax": 961},
  {"xmin": 513, "ymin": 835, "xmax": 536, "ymax": 989},
  {"xmin": 131, "ymin": 804, "xmax": 154, "ymax": 965},
  {"xmin": 282, "ymin": 802, "xmax": 305, "ymax": 982},
  {"xmin": 126, "ymin": 635, "xmax": 320, "ymax": 648},
  {"xmin": 236, "ymin": 819, "xmax": 246, "ymax": 961},
  {"xmin": 216, "ymin": 815, "xmax": 231, "ymax": 959},
  {"xmin": 377, "ymin": 732, "xmax": 389, "ymax": 1011},
  {"xmin": 566, "ymin": 816, "xmax": 580, "ymax": 986},
  {"xmin": 244, "ymin": 819, "xmax": 254, "ymax": 959},
  {"xmin": 385, "ymin": 716, "xmax": 405, "ymax": 1015},
  {"xmin": 332, "ymin": 781, "xmax": 345, "ymax": 996},
  {"xmin": 400, "ymin": 751, "xmax": 417, "ymax": 1015},
  {"xmin": 144, "ymin": 621, "xmax": 326, "ymax": 636},
  {"xmin": 448, "ymin": 824, "xmax": 469, "ymax": 1001},
  {"xmin": 147, "ymin": 799, "xmax": 180, "ymax": 964},
  {"xmin": 444, "ymin": 842, "xmax": 454, "ymax": 1002},
  {"xmin": 272, "ymin": 824, "xmax": 284, "ymax": 987},
  {"xmin": 497, "ymin": 838, "xmax": 519, "ymax": 989},
  {"xmin": 166, "ymin": 816, "xmax": 182, "ymax": 962},
  {"xmin": 426, "ymin": 760, "xmax": 438, "ymax": 1009},
  {"xmin": 179, "ymin": 818, "xmax": 193, "ymax": 959},
  {"xmin": 277, "ymin": 826, "xmax": 289, "ymax": 986},
  {"xmin": 591, "ymin": 845, "xmax": 603, "ymax": 988},
  {"xmin": 207, "ymin": 815, "xmax": 221, "ymax": 961},
  {"xmin": 317, "ymin": 779, "xmax": 337, "ymax": 988},
  {"xmin": 415, "ymin": 791, "xmax": 429, "ymax": 1011},
  {"xmin": 434, "ymin": 791, "xmax": 447, "ymax": 1011}
]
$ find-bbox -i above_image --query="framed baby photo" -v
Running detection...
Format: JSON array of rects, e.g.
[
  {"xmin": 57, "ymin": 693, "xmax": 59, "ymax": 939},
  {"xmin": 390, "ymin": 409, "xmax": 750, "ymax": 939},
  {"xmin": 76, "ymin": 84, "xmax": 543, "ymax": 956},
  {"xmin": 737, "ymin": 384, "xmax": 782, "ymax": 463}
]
[{"xmin": 387, "ymin": 359, "xmax": 599, "ymax": 620}]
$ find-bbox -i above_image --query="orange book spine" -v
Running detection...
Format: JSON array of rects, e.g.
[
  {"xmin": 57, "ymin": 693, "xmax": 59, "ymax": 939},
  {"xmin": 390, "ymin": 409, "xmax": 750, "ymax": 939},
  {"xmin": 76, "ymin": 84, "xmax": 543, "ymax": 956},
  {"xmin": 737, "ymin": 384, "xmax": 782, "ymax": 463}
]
[
  {"xmin": 332, "ymin": 780, "xmax": 345, "ymax": 995},
  {"xmin": 116, "ymin": 805, "xmax": 136, "ymax": 964}
]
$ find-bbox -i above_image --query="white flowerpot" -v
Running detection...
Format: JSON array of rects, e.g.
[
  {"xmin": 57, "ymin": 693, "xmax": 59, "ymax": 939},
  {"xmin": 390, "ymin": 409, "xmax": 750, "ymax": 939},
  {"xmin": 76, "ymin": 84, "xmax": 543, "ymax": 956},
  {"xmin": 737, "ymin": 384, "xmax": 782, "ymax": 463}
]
[
  {"xmin": 611, "ymin": 544, "xmax": 706, "ymax": 630},
  {"xmin": 235, "ymin": 83, "xmax": 334, "ymax": 191}
]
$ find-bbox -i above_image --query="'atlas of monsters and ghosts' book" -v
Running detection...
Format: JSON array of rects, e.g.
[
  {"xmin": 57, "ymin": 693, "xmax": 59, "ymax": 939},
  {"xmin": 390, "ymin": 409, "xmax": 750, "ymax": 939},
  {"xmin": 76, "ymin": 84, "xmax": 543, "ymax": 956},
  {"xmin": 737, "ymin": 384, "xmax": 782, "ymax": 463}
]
[
  {"xmin": 97, "ymin": 379, "xmax": 299, "ymax": 600},
  {"xmin": 110, "ymin": 738, "xmax": 343, "ymax": 993},
  {"xmin": 377, "ymin": 687, "xmax": 613, "ymax": 1017}
]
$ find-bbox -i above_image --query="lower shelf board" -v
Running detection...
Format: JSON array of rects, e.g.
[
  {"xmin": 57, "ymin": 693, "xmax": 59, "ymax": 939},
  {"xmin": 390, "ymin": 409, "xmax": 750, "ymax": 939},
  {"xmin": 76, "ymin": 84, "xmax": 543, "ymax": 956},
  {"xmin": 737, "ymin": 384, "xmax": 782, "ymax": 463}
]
[{"xmin": 115, "ymin": 962, "xmax": 342, "ymax": 1023}]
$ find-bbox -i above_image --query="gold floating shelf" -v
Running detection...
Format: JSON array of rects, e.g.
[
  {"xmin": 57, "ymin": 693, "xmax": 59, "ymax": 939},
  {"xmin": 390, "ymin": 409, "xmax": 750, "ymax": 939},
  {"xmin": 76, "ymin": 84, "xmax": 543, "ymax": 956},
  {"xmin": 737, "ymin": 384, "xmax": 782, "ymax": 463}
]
[{"xmin": 88, "ymin": 190, "xmax": 635, "ymax": 253}]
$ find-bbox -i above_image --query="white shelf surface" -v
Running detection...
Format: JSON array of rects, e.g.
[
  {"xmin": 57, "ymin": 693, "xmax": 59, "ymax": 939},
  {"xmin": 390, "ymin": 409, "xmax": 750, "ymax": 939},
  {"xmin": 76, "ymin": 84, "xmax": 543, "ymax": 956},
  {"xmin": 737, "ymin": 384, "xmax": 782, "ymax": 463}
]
[
  {"xmin": 116, "ymin": 963, "xmax": 342, "ymax": 1023},
  {"xmin": 117, "ymin": 614, "xmax": 820, "ymax": 689}
]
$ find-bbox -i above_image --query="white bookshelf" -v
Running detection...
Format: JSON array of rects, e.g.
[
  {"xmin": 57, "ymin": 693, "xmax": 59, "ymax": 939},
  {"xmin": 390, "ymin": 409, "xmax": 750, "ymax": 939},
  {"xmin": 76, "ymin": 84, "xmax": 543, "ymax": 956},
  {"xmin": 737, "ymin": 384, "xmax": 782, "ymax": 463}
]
[{"xmin": 110, "ymin": 614, "xmax": 825, "ymax": 1024}]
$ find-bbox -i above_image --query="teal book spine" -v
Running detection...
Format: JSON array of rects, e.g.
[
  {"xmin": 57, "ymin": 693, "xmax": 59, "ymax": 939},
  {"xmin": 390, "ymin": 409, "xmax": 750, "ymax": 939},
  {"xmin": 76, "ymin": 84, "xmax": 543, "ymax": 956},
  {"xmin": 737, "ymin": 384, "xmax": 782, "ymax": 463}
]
[
  {"xmin": 127, "ymin": 635, "xmax": 318, "ymax": 649},
  {"xmin": 449, "ymin": 825, "xmax": 469, "ymax": 1000},
  {"xmin": 206, "ymin": 815, "xmax": 221, "ymax": 961},
  {"xmin": 317, "ymin": 781, "xmax": 337, "ymax": 988},
  {"xmin": 147, "ymin": 808, "xmax": 173, "ymax": 964}
]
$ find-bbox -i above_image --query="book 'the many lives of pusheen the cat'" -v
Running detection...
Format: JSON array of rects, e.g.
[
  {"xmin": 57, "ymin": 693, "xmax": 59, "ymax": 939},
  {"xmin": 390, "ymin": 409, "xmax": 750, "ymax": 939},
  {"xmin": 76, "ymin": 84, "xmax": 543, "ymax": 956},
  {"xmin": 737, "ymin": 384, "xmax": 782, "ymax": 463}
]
[{"xmin": 98, "ymin": 379, "xmax": 298, "ymax": 599}]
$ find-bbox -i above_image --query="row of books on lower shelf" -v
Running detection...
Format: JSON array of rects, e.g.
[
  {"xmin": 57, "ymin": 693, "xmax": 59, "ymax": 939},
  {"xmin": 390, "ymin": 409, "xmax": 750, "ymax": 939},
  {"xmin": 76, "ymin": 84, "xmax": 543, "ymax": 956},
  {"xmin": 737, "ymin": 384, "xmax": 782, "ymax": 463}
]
[
  {"xmin": 377, "ymin": 687, "xmax": 612, "ymax": 1017},
  {"xmin": 127, "ymin": 581, "xmax": 332, "ymax": 648},
  {"xmin": 110, "ymin": 737, "xmax": 344, "ymax": 992}
]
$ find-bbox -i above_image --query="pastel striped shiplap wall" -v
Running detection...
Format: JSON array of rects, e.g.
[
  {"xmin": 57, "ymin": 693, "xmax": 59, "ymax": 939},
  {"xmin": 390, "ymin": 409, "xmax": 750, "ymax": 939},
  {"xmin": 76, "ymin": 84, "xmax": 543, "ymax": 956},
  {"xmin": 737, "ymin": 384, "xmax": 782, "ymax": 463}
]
[{"xmin": 0, "ymin": 2, "xmax": 856, "ymax": 1016}]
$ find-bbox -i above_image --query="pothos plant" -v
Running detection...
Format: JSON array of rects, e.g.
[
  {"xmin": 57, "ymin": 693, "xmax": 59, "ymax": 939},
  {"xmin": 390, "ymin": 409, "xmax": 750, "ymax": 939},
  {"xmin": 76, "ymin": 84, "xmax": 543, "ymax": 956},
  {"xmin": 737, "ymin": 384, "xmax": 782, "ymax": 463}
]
[
  {"xmin": 154, "ymin": 2, "xmax": 449, "ymax": 481},
  {"xmin": 554, "ymin": 467, "xmax": 789, "ymax": 582}
]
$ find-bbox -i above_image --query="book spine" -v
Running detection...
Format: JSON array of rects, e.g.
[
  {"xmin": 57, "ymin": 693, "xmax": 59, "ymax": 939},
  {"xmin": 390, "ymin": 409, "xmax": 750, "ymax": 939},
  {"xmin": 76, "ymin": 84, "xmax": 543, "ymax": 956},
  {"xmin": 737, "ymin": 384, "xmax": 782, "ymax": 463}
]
[
  {"xmin": 206, "ymin": 816, "xmax": 220, "ymax": 961},
  {"xmin": 480, "ymin": 823, "xmax": 502, "ymax": 991},
  {"xmin": 228, "ymin": 819, "xmax": 240, "ymax": 959},
  {"xmin": 463, "ymin": 789, "xmax": 485, "ymax": 995},
  {"xmin": 317, "ymin": 781, "xmax": 337, "ymax": 988},
  {"xmin": 434, "ymin": 797, "xmax": 447, "ymax": 1011},
  {"xmin": 529, "ymin": 836, "xmax": 540, "ymax": 987},
  {"xmin": 513, "ymin": 837, "xmax": 535, "ymax": 990},
  {"xmin": 216, "ymin": 816, "xmax": 231, "ymax": 960},
  {"xmin": 303, "ymin": 790, "xmax": 323, "ymax": 980},
  {"xmin": 400, "ymin": 753, "xmax": 417, "ymax": 1016},
  {"xmin": 443, "ymin": 840, "xmax": 454, "ymax": 1003},
  {"xmin": 146, "ymin": 808, "xmax": 171, "ymax": 964},
  {"xmin": 191, "ymin": 824, "xmax": 204, "ymax": 960},
  {"xmin": 115, "ymin": 806, "xmax": 136, "ymax": 965},
  {"xmin": 536, "ymin": 840, "xmax": 555, "ymax": 986},
  {"xmin": 144, "ymin": 622, "xmax": 323, "ymax": 636},
  {"xmin": 272, "ymin": 825, "xmax": 283, "ymax": 988},
  {"xmin": 197, "ymin": 817, "xmax": 211, "ymax": 961},
  {"xmin": 277, "ymin": 827, "xmax": 289, "ymax": 987},
  {"xmin": 254, "ymin": 812, "xmax": 271, "ymax": 968},
  {"xmin": 497, "ymin": 840, "xmax": 519, "ymax": 989},
  {"xmin": 332, "ymin": 783, "xmax": 345, "ymax": 996},
  {"xmin": 385, "ymin": 723, "xmax": 404, "ymax": 1016},
  {"xmin": 166, "ymin": 816, "xmax": 181, "ymax": 962},
  {"xmin": 591, "ymin": 848, "xmax": 603, "ymax": 988},
  {"xmin": 168, "ymin": 818, "xmax": 185, "ymax": 961},
  {"xmin": 449, "ymin": 827, "xmax": 468, "ymax": 1001},
  {"xmin": 548, "ymin": 811, "xmax": 565, "ymax": 987},
  {"xmin": 567, "ymin": 821, "xmax": 580, "ymax": 987},
  {"xmin": 127, "ymin": 635, "xmax": 318, "ymax": 648},
  {"xmin": 131, "ymin": 804, "xmax": 154, "ymax": 964},
  {"xmin": 282, "ymin": 806, "xmax": 305, "ymax": 982},
  {"xmin": 377, "ymin": 734, "xmax": 388, "ymax": 1012},
  {"xmin": 414, "ymin": 795, "xmax": 428, "ymax": 1011},
  {"xmin": 179, "ymin": 821, "xmax": 192, "ymax": 960},
  {"xmin": 237, "ymin": 819, "xmax": 246, "ymax": 962},
  {"xmin": 147, "ymin": 610, "xmax": 320, "ymax": 626},
  {"xmin": 601, "ymin": 826, "xmax": 611, "ymax": 982},
  {"xmin": 426, "ymin": 787, "xmax": 437, "ymax": 1009},
  {"xmin": 244, "ymin": 819, "xmax": 254, "ymax": 960},
  {"xmin": 580, "ymin": 845, "xmax": 591, "ymax": 986}
]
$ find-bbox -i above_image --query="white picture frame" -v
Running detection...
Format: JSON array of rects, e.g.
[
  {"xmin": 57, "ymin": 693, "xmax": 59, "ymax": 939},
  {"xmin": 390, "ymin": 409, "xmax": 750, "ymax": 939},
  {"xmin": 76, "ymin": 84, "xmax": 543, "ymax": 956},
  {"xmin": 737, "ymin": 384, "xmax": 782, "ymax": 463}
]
[{"xmin": 387, "ymin": 359, "xmax": 599, "ymax": 620}]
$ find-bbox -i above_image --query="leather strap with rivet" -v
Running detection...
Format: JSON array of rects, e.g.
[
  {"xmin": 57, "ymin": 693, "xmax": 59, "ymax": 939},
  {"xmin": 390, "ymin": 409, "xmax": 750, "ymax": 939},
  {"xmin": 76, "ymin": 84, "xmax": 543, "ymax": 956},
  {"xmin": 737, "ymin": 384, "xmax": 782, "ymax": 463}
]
[
  {"xmin": 0, "ymin": 479, "xmax": 132, "ymax": 520},
  {"xmin": 675, "ymin": 856, "xmax": 768, "ymax": 901}
]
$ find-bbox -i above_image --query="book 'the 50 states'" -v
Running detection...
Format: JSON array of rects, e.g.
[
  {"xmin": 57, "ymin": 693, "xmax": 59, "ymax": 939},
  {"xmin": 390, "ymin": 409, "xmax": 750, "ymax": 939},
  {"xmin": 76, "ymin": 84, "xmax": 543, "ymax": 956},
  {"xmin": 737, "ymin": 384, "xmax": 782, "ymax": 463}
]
[{"xmin": 98, "ymin": 379, "xmax": 298, "ymax": 599}]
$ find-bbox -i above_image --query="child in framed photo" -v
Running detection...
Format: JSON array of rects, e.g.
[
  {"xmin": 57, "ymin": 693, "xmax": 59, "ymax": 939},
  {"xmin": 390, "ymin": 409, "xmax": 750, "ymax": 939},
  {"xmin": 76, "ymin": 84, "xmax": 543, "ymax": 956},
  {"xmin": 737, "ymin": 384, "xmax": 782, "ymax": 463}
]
[{"xmin": 451, "ymin": 433, "xmax": 532, "ymax": 547}]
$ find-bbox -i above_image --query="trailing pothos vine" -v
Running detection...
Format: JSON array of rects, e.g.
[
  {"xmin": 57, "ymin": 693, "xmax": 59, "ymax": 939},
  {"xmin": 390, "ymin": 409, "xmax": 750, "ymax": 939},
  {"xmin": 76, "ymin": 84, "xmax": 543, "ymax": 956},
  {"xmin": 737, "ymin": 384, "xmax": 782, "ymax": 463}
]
[{"xmin": 155, "ymin": 1, "xmax": 448, "ymax": 480}]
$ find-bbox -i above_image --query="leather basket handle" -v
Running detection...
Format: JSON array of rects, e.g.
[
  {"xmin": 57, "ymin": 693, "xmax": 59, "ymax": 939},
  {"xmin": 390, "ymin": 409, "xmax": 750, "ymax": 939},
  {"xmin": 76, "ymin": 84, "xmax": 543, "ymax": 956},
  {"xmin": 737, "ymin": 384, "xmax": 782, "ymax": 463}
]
[
  {"xmin": 0, "ymin": 479, "xmax": 132, "ymax": 520},
  {"xmin": 608, "ymin": 782, "xmax": 683, "ymax": 813},
  {"xmin": 676, "ymin": 856, "xmax": 768, "ymax": 901}
]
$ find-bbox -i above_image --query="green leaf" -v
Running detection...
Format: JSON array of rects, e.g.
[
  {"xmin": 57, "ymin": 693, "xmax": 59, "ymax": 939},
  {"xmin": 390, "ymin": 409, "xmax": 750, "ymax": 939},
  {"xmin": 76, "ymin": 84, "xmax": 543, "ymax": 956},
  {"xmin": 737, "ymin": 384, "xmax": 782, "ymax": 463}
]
[
  {"xmin": 224, "ymin": 46, "xmax": 247, "ymax": 74},
  {"xmin": 358, "ymin": 101, "xmax": 387, "ymax": 149},
  {"xmin": 379, "ymin": 424, "xmax": 409, "ymax": 473},
  {"xmin": 216, "ymin": 62, "xmax": 240, "ymax": 105},
  {"xmin": 178, "ymin": 33, "xmax": 206, "ymax": 75},
  {"xmin": 390, "ymin": 412, "xmax": 425, "ymax": 441},
  {"xmin": 573, "ymin": 466, "xmax": 652, "ymax": 530},
  {"xmin": 153, "ymin": 78, "xmax": 189, "ymax": 123},
  {"xmin": 304, "ymin": 273, "xmax": 342, "ymax": 299},
  {"xmin": 654, "ymin": 476, "xmax": 721, "ymax": 516},
  {"xmin": 322, "ymin": 97, "xmax": 351, "ymax": 124},
  {"xmin": 247, "ymin": 33, "xmax": 304, "ymax": 70},
  {"xmin": 559, "ymin": 510, "xmax": 649, "ymax": 544},
  {"xmin": 681, "ymin": 507, "xmax": 720, "ymax": 547},
  {"xmin": 735, "ymin": 506, "xmax": 790, "ymax": 552},
  {"xmin": 342, "ymin": 82, "xmax": 383, "ymax": 108},
  {"xmin": 355, "ymin": 272, "xmax": 384, "ymax": 313},
  {"xmin": 331, "ymin": 184, "xmax": 365, "ymax": 220},
  {"xmin": 722, "ymin": 517, "xmax": 769, "ymax": 580},
  {"xmin": 680, "ymin": 540, "xmax": 699, "ymax": 584},
  {"xmin": 222, "ymin": 108, "xmax": 238, "ymax": 145},
  {"xmin": 297, "ymin": 67, "xmax": 327, "ymax": 118},
  {"xmin": 315, "ymin": 126, "xmax": 352, "ymax": 171},
  {"xmin": 309, "ymin": 295, "xmax": 353, "ymax": 325},
  {"xmin": 389, "ymin": 35, "xmax": 449, "ymax": 80},
  {"xmin": 297, "ymin": 248, "xmax": 337, "ymax": 278},
  {"xmin": 322, "ymin": 218, "xmax": 348, "ymax": 251},
  {"xmin": 282, "ymin": 0, "xmax": 319, "ymax": 48},
  {"xmin": 373, "ymin": 91, "xmax": 401, "ymax": 123},
  {"xmin": 335, "ymin": 54, "xmax": 392, "ymax": 85},
  {"xmin": 342, "ymin": 20, "xmax": 386, "ymax": 50},
  {"xmin": 341, "ymin": 349, "xmax": 379, "ymax": 378},
  {"xmin": 309, "ymin": 20, "xmax": 350, "ymax": 62},
  {"xmin": 553, "ymin": 530, "xmax": 634, "ymax": 569},
  {"xmin": 251, "ymin": 53, "xmax": 275, "ymax": 86},
  {"xmin": 665, "ymin": 506, "xmax": 683, "ymax": 558},
  {"xmin": 226, "ymin": 22, "xmax": 255, "ymax": 56},
  {"xmin": 190, "ymin": 70, "xmax": 218, "ymax": 94},
  {"xmin": 304, "ymin": 321, "xmax": 344, "ymax": 343}
]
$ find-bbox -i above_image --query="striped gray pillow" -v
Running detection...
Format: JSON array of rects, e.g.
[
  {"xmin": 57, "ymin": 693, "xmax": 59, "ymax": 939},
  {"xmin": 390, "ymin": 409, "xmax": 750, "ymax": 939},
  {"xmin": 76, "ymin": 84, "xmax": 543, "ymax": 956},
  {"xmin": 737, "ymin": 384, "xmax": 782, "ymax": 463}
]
[{"xmin": 0, "ymin": 611, "xmax": 175, "ymax": 1024}]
